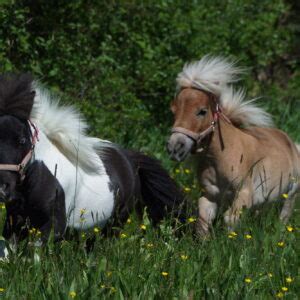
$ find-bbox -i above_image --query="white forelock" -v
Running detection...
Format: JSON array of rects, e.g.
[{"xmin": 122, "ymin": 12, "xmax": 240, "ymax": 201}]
[
  {"xmin": 177, "ymin": 55, "xmax": 273, "ymax": 128},
  {"xmin": 176, "ymin": 55, "xmax": 243, "ymax": 96},
  {"xmin": 30, "ymin": 83, "xmax": 107, "ymax": 174}
]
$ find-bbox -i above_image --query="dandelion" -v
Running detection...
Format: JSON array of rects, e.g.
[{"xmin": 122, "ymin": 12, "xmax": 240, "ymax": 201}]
[
  {"xmin": 161, "ymin": 272, "xmax": 168, "ymax": 277},
  {"xmin": 120, "ymin": 233, "xmax": 127, "ymax": 239},
  {"xmin": 286, "ymin": 226, "xmax": 294, "ymax": 232},
  {"xmin": 140, "ymin": 224, "xmax": 146, "ymax": 230},
  {"xmin": 175, "ymin": 169, "xmax": 180, "ymax": 174},
  {"xmin": 184, "ymin": 187, "xmax": 191, "ymax": 193},
  {"xmin": 0, "ymin": 288, "xmax": 5, "ymax": 292},
  {"xmin": 282, "ymin": 193, "xmax": 288, "ymax": 199},
  {"xmin": 188, "ymin": 217, "xmax": 196, "ymax": 223},
  {"xmin": 94, "ymin": 227, "xmax": 100, "ymax": 233},
  {"xmin": 281, "ymin": 287, "xmax": 288, "ymax": 292},
  {"xmin": 244, "ymin": 234, "xmax": 252, "ymax": 239},
  {"xmin": 277, "ymin": 241, "xmax": 285, "ymax": 247},
  {"xmin": 276, "ymin": 292, "xmax": 284, "ymax": 298},
  {"xmin": 184, "ymin": 168, "xmax": 191, "ymax": 174},
  {"xmin": 80, "ymin": 208, "xmax": 86, "ymax": 215},
  {"xmin": 180, "ymin": 254, "xmax": 188, "ymax": 260},
  {"xmin": 69, "ymin": 291, "xmax": 76, "ymax": 298},
  {"xmin": 126, "ymin": 218, "xmax": 132, "ymax": 224},
  {"xmin": 244, "ymin": 277, "xmax": 252, "ymax": 283},
  {"xmin": 228, "ymin": 231, "xmax": 238, "ymax": 238},
  {"xmin": 285, "ymin": 276, "xmax": 293, "ymax": 283}
]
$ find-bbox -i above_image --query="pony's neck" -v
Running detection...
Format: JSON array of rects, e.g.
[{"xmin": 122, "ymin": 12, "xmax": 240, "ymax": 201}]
[{"xmin": 206, "ymin": 118, "xmax": 240, "ymax": 156}]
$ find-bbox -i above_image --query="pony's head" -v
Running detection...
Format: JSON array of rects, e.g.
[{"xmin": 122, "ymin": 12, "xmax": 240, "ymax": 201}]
[
  {"xmin": 167, "ymin": 88, "xmax": 217, "ymax": 161},
  {"xmin": 0, "ymin": 74, "xmax": 35, "ymax": 202},
  {"xmin": 0, "ymin": 116, "xmax": 32, "ymax": 202},
  {"xmin": 167, "ymin": 55, "xmax": 273, "ymax": 161}
]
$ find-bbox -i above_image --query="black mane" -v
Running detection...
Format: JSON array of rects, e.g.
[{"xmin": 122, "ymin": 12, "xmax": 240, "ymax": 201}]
[{"xmin": 0, "ymin": 73, "xmax": 35, "ymax": 120}]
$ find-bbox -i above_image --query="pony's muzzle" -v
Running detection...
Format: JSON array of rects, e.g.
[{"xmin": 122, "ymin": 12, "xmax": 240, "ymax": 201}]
[{"xmin": 167, "ymin": 133, "xmax": 195, "ymax": 162}]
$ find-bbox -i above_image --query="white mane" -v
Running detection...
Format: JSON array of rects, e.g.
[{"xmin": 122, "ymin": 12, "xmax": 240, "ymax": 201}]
[
  {"xmin": 30, "ymin": 84, "xmax": 105, "ymax": 174},
  {"xmin": 177, "ymin": 55, "xmax": 273, "ymax": 127}
]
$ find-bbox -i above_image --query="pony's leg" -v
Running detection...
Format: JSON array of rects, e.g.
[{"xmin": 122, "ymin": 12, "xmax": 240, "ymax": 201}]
[
  {"xmin": 196, "ymin": 196, "xmax": 217, "ymax": 236},
  {"xmin": 280, "ymin": 194, "xmax": 296, "ymax": 223},
  {"xmin": 224, "ymin": 186, "xmax": 252, "ymax": 230}
]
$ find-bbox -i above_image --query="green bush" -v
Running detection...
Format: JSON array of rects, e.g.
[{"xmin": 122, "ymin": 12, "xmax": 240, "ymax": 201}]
[{"xmin": 0, "ymin": 0, "xmax": 298, "ymax": 147}]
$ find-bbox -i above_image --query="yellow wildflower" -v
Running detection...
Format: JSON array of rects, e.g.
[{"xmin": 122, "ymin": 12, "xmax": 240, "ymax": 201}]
[
  {"xmin": 126, "ymin": 218, "xmax": 132, "ymax": 224},
  {"xmin": 268, "ymin": 273, "xmax": 273, "ymax": 278},
  {"xmin": 0, "ymin": 288, "xmax": 5, "ymax": 292},
  {"xmin": 94, "ymin": 227, "xmax": 100, "ymax": 233},
  {"xmin": 282, "ymin": 193, "xmax": 288, "ymax": 199},
  {"xmin": 286, "ymin": 226, "xmax": 294, "ymax": 232},
  {"xmin": 188, "ymin": 217, "xmax": 196, "ymax": 223},
  {"xmin": 81, "ymin": 233, "xmax": 86, "ymax": 239},
  {"xmin": 184, "ymin": 187, "xmax": 191, "ymax": 193},
  {"xmin": 69, "ymin": 291, "xmax": 76, "ymax": 298},
  {"xmin": 36, "ymin": 230, "xmax": 41, "ymax": 236},
  {"xmin": 80, "ymin": 208, "xmax": 86, "ymax": 215},
  {"xmin": 0, "ymin": 204, "xmax": 5, "ymax": 210},
  {"xmin": 244, "ymin": 277, "xmax": 252, "ymax": 283},
  {"xmin": 110, "ymin": 287, "xmax": 116, "ymax": 293},
  {"xmin": 276, "ymin": 292, "xmax": 284, "ymax": 298},
  {"xmin": 184, "ymin": 168, "xmax": 191, "ymax": 174},
  {"xmin": 281, "ymin": 287, "xmax": 288, "ymax": 292},
  {"xmin": 245, "ymin": 234, "xmax": 252, "ymax": 239},
  {"xmin": 229, "ymin": 231, "xmax": 238, "ymax": 237},
  {"xmin": 120, "ymin": 233, "xmax": 127, "ymax": 239},
  {"xmin": 146, "ymin": 243, "xmax": 154, "ymax": 248},
  {"xmin": 286, "ymin": 276, "xmax": 293, "ymax": 283},
  {"xmin": 161, "ymin": 272, "xmax": 168, "ymax": 276},
  {"xmin": 140, "ymin": 224, "xmax": 146, "ymax": 230},
  {"xmin": 100, "ymin": 284, "xmax": 105, "ymax": 289},
  {"xmin": 180, "ymin": 254, "xmax": 188, "ymax": 260},
  {"xmin": 277, "ymin": 241, "xmax": 285, "ymax": 247},
  {"xmin": 175, "ymin": 169, "xmax": 180, "ymax": 174}
]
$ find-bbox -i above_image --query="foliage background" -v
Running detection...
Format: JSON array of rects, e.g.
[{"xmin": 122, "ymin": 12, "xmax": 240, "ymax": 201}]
[{"xmin": 0, "ymin": 0, "xmax": 299, "ymax": 299}]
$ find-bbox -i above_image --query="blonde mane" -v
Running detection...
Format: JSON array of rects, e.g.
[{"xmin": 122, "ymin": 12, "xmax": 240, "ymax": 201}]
[
  {"xmin": 30, "ymin": 84, "xmax": 105, "ymax": 174},
  {"xmin": 176, "ymin": 55, "xmax": 273, "ymax": 127}
]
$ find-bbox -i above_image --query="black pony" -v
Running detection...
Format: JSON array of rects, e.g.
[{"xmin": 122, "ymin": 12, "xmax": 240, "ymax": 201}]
[{"xmin": 0, "ymin": 74, "xmax": 184, "ymax": 257}]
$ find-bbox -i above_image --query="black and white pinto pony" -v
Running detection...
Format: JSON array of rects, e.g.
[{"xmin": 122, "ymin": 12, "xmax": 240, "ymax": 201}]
[{"xmin": 0, "ymin": 74, "xmax": 184, "ymax": 257}]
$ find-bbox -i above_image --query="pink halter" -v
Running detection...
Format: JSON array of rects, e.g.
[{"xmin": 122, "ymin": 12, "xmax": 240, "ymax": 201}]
[
  {"xmin": 0, "ymin": 120, "xmax": 39, "ymax": 180},
  {"xmin": 171, "ymin": 103, "xmax": 231, "ymax": 147}
]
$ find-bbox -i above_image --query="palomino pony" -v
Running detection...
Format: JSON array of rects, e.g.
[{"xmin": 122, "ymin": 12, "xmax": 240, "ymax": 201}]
[
  {"xmin": 0, "ymin": 74, "xmax": 184, "ymax": 257},
  {"xmin": 167, "ymin": 56, "xmax": 300, "ymax": 235}
]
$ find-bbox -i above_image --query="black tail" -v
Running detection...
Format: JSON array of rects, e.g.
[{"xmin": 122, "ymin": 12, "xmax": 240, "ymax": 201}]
[{"xmin": 124, "ymin": 150, "xmax": 186, "ymax": 224}]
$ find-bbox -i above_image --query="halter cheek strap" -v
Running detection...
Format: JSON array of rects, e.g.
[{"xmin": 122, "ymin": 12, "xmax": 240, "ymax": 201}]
[
  {"xmin": 0, "ymin": 120, "xmax": 39, "ymax": 180},
  {"xmin": 171, "ymin": 104, "xmax": 231, "ymax": 148}
]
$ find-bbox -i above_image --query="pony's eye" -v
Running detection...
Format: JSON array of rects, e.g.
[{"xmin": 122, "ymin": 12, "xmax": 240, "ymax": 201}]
[
  {"xmin": 19, "ymin": 137, "xmax": 26, "ymax": 145},
  {"xmin": 196, "ymin": 109, "xmax": 208, "ymax": 117}
]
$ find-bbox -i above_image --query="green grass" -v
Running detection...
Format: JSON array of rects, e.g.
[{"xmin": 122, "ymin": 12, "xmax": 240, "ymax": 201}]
[{"xmin": 0, "ymin": 92, "xmax": 299, "ymax": 300}]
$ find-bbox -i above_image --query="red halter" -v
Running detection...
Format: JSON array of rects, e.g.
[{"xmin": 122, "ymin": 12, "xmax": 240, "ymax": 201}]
[{"xmin": 0, "ymin": 120, "xmax": 39, "ymax": 180}]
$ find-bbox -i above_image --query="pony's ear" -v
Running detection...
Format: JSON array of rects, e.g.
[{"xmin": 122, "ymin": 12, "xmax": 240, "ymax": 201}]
[
  {"xmin": 170, "ymin": 100, "xmax": 177, "ymax": 114},
  {"xmin": 0, "ymin": 73, "xmax": 35, "ymax": 120}
]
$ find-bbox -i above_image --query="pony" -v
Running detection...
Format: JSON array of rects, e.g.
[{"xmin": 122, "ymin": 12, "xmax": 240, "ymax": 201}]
[
  {"xmin": 167, "ymin": 56, "xmax": 300, "ymax": 235},
  {"xmin": 0, "ymin": 74, "xmax": 184, "ymax": 257}
]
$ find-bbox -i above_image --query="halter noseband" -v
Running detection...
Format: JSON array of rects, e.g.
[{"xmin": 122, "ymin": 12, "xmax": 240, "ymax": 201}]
[
  {"xmin": 171, "ymin": 88, "xmax": 231, "ymax": 148},
  {"xmin": 0, "ymin": 120, "xmax": 39, "ymax": 180}
]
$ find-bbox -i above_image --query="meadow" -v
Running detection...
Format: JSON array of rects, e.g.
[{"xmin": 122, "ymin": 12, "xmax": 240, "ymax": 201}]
[{"xmin": 0, "ymin": 1, "xmax": 300, "ymax": 299}]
